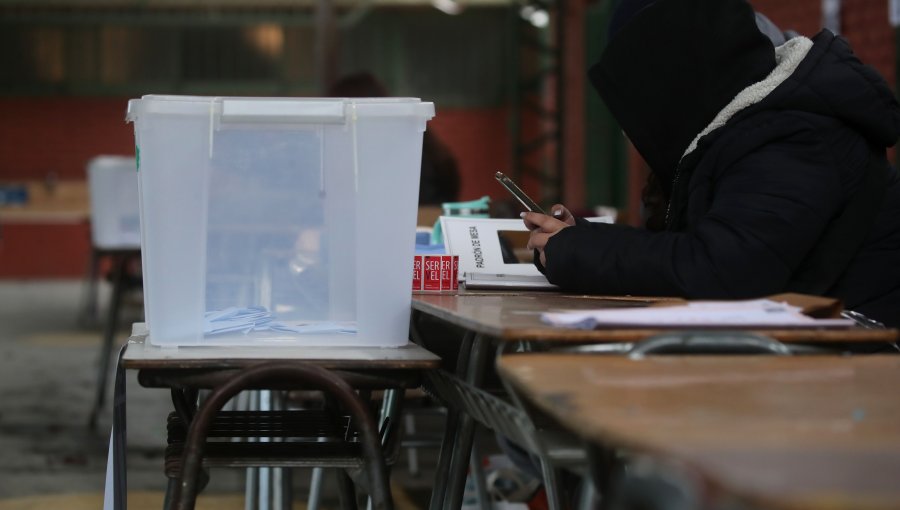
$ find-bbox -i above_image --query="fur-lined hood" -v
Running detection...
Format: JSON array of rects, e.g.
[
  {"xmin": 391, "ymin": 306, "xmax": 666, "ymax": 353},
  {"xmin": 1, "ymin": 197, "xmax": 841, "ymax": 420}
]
[
  {"xmin": 685, "ymin": 29, "xmax": 900, "ymax": 162},
  {"xmin": 681, "ymin": 36, "xmax": 814, "ymax": 160}
]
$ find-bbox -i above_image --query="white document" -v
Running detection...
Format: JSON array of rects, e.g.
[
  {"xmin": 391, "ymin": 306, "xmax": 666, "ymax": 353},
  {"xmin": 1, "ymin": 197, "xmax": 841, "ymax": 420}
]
[
  {"xmin": 440, "ymin": 216, "xmax": 550, "ymax": 289},
  {"xmin": 440, "ymin": 215, "xmax": 613, "ymax": 290},
  {"xmin": 465, "ymin": 272, "xmax": 558, "ymax": 290},
  {"xmin": 542, "ymin": 299, "xmax": 855, "ymax": 329}
]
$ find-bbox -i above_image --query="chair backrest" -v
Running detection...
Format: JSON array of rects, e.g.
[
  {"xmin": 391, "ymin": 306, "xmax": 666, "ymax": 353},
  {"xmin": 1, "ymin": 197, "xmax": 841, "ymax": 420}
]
[
  {"xmin": 87, "ymin": 156, "xmax": 141, "ymax": 250},
  {"xmin": 627, "ymin": 331, "xmax": 791, "ymax": 358}
]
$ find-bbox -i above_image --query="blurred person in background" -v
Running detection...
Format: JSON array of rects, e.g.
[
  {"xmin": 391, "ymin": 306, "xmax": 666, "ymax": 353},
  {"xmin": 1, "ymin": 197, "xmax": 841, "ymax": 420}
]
[
  {"xmin": 327, "ymin": 72, "xmax": 461, "ymax": 205},
  {"xmin": 524, "ymin": 0, "xmax": 900, "ymax": 327}
]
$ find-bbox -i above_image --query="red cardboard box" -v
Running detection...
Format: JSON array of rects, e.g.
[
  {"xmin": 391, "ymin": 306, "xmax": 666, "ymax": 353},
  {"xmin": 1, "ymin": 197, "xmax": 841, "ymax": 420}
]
[
  {"xmin": 423, "ymin": 255, "xmax": 443, "ymax": 291},
  {"xmin": 412, "ymin": 255, "xmax": 423, "ymax": 291}
]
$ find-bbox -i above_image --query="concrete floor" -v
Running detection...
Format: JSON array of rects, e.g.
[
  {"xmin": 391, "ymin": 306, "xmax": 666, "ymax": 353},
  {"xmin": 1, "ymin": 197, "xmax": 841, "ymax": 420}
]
[{"xmin": 0, "ymin": 280, "xmax": 442, "ymax": 509}]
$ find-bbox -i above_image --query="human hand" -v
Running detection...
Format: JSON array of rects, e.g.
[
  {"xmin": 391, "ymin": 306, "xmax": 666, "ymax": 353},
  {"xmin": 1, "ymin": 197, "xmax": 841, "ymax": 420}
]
[
  {"xmin": 521, "ymin": 210, "xmax": 571, "ymax": 266},
  {"xmin": 549, "ymin": 204, "xmax": 576, "ymax": 226},
  {"xmin": 521, "ymin": 204, "xmax": 576, "ymax": 230}
]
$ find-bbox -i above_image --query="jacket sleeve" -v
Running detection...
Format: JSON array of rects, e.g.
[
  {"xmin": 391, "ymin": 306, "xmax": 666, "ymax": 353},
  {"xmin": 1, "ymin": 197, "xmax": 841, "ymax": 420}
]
[{"xmin": 542, "ymin": 132, "xmax": 847, "ymax": 298}]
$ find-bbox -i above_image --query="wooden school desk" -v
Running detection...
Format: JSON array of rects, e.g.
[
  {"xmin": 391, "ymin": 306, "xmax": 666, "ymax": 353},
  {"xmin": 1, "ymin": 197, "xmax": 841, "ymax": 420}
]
[
  {"xmin": 109, "ymin": 324, "xmax": 440, "ymax": 510},
  {"xmin": 498, "ymin": 354, "xmax": 900, "ymax": 510},
  {"xmin": 409, "ymin": 291, "xmax": 899, "ymax": 510},
  {"xmin": 412, "ymin": 292, "xmax": 897, "ymax": 345}
]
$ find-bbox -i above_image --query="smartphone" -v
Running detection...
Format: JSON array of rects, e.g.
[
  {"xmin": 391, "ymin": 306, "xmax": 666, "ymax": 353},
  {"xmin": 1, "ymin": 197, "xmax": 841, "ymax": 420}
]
[{"xmin": 495, "ymin": 171, "xmax": 546, "ymax": 215}]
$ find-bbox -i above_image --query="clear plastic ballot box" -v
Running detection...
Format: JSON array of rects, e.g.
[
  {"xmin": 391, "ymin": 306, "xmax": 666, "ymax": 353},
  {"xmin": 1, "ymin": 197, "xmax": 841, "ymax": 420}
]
[
  {"xmin": 87, "ymin": 156, "xmax": 141, "ymax": 250},
  {"xmin": 127, "ymin": 95, "xmax": 435, "ymax": 347}
]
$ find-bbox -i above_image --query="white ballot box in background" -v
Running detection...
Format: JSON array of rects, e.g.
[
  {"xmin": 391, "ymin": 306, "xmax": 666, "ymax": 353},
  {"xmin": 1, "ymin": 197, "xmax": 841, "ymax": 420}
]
[
  {"xmin": 87, "ymin": 156, "xmax": 141, "ymax": 250},
  {"xmin": 128, "ymin": 96, "xmax": 434, "ymax": 347}
]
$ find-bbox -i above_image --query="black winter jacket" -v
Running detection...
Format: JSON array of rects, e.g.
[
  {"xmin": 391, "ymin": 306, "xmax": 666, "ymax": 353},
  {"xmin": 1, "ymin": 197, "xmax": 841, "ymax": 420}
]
[{"xmin": 542, "ymin": 0, "xmax": 900, "ymax": 327}]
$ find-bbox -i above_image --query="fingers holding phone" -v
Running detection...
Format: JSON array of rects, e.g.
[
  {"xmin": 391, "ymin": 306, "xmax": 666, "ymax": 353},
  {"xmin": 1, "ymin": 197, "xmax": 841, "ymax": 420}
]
[
  {"xmin": 521, "ymin": 211, "xmax": 569, "ymax": 234},
  {"xmin": 549, "ymin": 204, "xmax": 576, "ymax": 226},
  {"xmin": 522, "ymin": 206, "xmax": 572, "ymax": 268},
  {"xmin": 521, "ymin": 204, "xmax": 575, "ymax": 233},
  {"xmin": 494, "ymin": 173, "xmax": 574, "ymax": 264},
  {"xmin": 524, "ymin": 216, "xmax": 566, "ymax": 267}
]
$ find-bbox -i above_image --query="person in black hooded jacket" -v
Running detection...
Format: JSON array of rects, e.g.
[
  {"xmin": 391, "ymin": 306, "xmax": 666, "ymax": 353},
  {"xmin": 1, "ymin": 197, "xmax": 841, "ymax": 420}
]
[{"xmin": 524, "ymin": 0, "xmax": 900, "ymax": 327}]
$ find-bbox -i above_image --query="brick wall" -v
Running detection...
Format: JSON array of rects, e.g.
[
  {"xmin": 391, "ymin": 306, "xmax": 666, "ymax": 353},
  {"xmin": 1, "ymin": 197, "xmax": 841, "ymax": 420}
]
[
  {"xmin": 753, "ymin": 0, "xmax": 823, "ymax": 39},
  {"xmin": 0, "ymin": 98, "xmax": 135, "ymax": 181},
  {"xmin": 841, "ymin": 0, "xmax": 896, "ymax": 86},
  {"xmin": 428, "ymin": 107, "xmax": 512, "ymax": 203},
  {"xmin": 754, "ymin": 0, "xmax": 895, "ymax": 86},
  {"xmin": 0, "ymin": 224, "xmax": 91, "ymax": 278}
]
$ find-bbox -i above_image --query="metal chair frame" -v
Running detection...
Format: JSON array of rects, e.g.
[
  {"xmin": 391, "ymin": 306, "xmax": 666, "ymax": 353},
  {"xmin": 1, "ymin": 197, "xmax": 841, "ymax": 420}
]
[{"xmin": 168, "ymin": 362, "xmax": 396, "ymax": 510}]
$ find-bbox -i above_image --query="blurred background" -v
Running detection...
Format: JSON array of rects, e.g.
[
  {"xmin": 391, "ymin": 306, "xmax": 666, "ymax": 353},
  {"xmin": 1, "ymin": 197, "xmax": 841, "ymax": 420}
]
[
  {"xmin": 0, "ymin": 0, "xmax": 897, "ymax": 508},
  {"xmin": 0, "ymin": 0, "xmax": 898, "ymax": 278}
]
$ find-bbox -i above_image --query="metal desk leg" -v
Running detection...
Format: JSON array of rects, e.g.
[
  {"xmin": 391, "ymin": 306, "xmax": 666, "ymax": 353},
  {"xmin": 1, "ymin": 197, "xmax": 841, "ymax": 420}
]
[
  {"xmin": 427, "ymin": 331, "xmax": 476, "ymax": 510},
  {"xmin": 576, "ymin": 477, "xmax": 596, "ymax": 510},
  {"xmin": 537, "ymin": 458, "xmax": 567, "ymax": 510},
  {"xmin": 163, "ymin": 477, "xmax": 180, "ymax": 510},
  {"xmin": 499, "ymin": 341, "xmax": 580, "ymax": 510},
  {"xmin": 588, "ymin": 444, "xmax": 623, "ymax": 509},
  {"xmin": 89, "ymin": 253, "xmax": 128, "ymax": 429},
  {"xmin": 258, "ymin": 390, "xmax": 272, "ymax": 510},
  {"xmin": 78, "ymin": 247, "xmax": 101, "ymax": 327},
  {"xmin": 308, "ymin": 467, "xmax": 325, "ymax": 510},
  {"xmin": 245, "ymin": 391, "xmax": 259, "ymax": 510},
  {"xmin": 272, "ymin": 391, "xmax": 292, "ymax": 510},
  {"xmin": 444, "ymin": 334, "xmax": 491, "ymax": 510},
  {"xmin": 470, "ymin": 440, "xmax": 491, "ymax": 510},
  {"xmin": 428, "ymin": 402, "xmax": 461, "ymax": 510},
  {"xmin": 243, "ymin": 389, "xmax": 291, "ymax": 510},
  {"xmin": 336, "ymin": 468, "xmax": 359, "ymax": 510},
  {"xmin": 168, "ymin": 389, "xmax": 208, "ymax": 510},
  {"xmin": 404, "ymin": 414, "xmax": 420, "ymax": 476},
  {"xmin": 110, "ymin": 345, "xmax": 128, "ymax": 510}
]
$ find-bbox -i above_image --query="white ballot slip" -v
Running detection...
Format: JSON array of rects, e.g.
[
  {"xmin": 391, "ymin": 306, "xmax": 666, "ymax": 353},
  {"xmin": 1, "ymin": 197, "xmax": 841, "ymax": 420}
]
[{"xmin": 541, "ymin": 299, "xmax": 855, "ymax": 329}]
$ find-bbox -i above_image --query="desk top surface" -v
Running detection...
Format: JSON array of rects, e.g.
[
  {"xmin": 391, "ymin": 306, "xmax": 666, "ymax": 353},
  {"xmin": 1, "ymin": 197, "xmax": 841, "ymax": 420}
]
[
  {"xmin": 0, "ymin": 181, "xmax": 89, "ymax": 224},
  {"xmin": 412, "ymin": 292, "xmax": 899, "ymax": 343},
  {"xmin": 122, "ymin": 324, "xmax": 441, "ymax": 370},
  {"xmin": 498, "ymin": 354, "xmax": 900, "ymax": 510}
]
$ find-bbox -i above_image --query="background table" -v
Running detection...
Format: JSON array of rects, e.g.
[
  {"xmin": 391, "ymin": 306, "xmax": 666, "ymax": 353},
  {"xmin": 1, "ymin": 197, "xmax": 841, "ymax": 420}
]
[
  {"xmin": 0, "ymin": 180, "xmax": 89, "ymax": 224},
  {"xmin": 498, "ymin": 354, "xmax": 900, "ymax": 510},
  {"xmin": 111, "ymin": 324, "xmax": 441, "ymax": 510}
]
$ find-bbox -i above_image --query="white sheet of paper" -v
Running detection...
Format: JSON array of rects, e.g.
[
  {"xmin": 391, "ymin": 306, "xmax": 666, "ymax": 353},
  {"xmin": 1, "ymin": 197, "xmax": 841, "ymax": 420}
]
[
  {"xmin": 205, "ymin": 307, "xmax": 357, "ymax": 335},
  {"xmin": 463, "ymin": 272, "xmax": 558, "ymax": 290},
  {"xmin": 541, "ymin": 299, "xmax": 855, "ymax": 329}
]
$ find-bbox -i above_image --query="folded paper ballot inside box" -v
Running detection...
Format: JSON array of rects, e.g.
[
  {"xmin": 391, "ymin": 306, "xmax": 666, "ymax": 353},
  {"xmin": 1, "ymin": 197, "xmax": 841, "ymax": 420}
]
[
  {"xmin": 204, "ymin": 307, "xmax": 356, "ymax": 335},
  {"xmin": 541, "ymin": 295, "xmax": 854, "ymax": 329}
]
